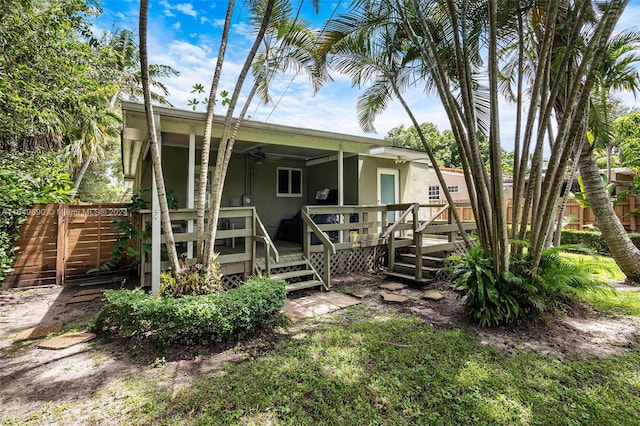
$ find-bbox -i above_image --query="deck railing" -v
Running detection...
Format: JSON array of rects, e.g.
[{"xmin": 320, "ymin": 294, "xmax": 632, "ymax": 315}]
[
  {"xmin": 138, "ymin": 207, "xmax": 256, "ymax": 286},
  {"xmin": 138, "ymin": 203, "xmax": 476, "ymax": 286}
]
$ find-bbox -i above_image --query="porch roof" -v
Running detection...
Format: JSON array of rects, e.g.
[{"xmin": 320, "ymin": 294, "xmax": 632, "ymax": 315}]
[{"xmin": 120, "ymin": 101, "xmax": 430, "ymax": 180}]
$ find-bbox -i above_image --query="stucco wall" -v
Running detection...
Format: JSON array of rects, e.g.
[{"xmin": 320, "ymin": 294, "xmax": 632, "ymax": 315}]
[
  {"xmin": 358, "ymin": 157, "xmax": 431, "ymax": 206},
  {"xmin": 425, "ymin": 169, "xmax": 469, "ymax": 201},
  {"xmin": 250, "ymin": 158, "xmax": 307, "ymax": 236}
]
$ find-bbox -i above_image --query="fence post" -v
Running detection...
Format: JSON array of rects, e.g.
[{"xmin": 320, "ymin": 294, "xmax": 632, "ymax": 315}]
[
  {"xmin": 55, "ymin": 204, "xmax": 68, "ymax": 285},
  {"xmin": 631, "ymin": 196, "xmax": 637, "ymax": 232}
]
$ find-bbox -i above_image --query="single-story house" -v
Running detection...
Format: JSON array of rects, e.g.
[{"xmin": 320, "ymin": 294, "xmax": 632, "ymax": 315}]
[{"xmin": 120, "ymin": 102, "xmax": 473, "ymax": 292}]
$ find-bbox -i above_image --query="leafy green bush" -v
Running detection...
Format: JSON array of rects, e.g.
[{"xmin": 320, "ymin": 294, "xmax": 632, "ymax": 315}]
[
  {"xmin": 90, "ymin": 276, "xmax": 286, "ymax": 346},
  {"xmin": 448, "ymin": 245, "xmax": 606, "ymax": 327},
  {"xmin": 512, "ymin": 246, "xmax": 608, "ymax": 314},
  {"xmin": 447, "ymin": 246, "xmax": 523, "ymax": 326},
  {"xmin": 0, "ymin": 151, "xmax": 73, "ymax": 282},
  {"xmin": 560, "ymin": 229, "xmax": 640, "ymax": 254}
]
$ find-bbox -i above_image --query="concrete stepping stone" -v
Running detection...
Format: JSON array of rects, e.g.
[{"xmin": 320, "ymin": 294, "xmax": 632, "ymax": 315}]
[
  {"xmin": 66, "ymin": 294, "xmax": 100, "ymax": 304},
  {"xmin": 347, "ymin": 288, "xmax": 375, "ymax": 299},
  {"xmin": 422, "ymin": 290, "xmax": 444, "ymax": 301},
  {"xmin": 38, "ymin": 331, "xmax": 96, "ymax": 350},
  {"xmin": 281, "ymin": 291, "xmax": 361, "ymax": 322},
  {"xmin": 317, "ymin": 292, "xmax": 361, "ymax": 308},
  {"xmin": 379, "ymin": 282, "xmax": 408, "ymax": 291},
  {"xmin": 14, "ymin": 323, "xmax": 62, "ymax": 342},
  {"xmin": 382, "ymin": 293, "xmax": 410, "ymax": 304}
]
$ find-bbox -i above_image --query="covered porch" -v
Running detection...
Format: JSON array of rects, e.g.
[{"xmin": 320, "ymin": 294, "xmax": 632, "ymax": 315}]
[{"xmin": 138, "ymin": 202, "xmax": 476, "ymax": 294}]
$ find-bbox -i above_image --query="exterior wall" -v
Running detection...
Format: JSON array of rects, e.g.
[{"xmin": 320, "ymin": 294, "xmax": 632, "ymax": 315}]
[
  {"xmin": 358, "ymin": 156, "xmax": 431, "ymax": 206},
  {"xmin": 306, "ymin": 156, "xmax": 359, "ymax": 205},
  {"xmin": 425, "ymin": 169, "xmax": 469, "ymax": 201},
  {"xmin": 401, "ymin": 161, "xmax": 430, "ymax": 205},
  {"xmin": 251, "ymin": 158, "xmax": 307, "ymax": 236}
]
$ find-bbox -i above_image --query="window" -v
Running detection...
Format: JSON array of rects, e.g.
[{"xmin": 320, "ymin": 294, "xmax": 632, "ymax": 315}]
[
  {"xmin": 447, "ymin": 185, "xmax": 460, "ymax": 193},
  {"xmin": 428, "ymin": 185, "xmax": 440, "ymax": 200},
  {"xmin": 277, "ymin": 167, "xmax": 302, "ymax": 197}
]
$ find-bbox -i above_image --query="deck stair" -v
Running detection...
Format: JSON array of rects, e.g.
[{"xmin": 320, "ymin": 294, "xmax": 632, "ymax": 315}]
[
  {"xmin": 257, "ymin": 254, "xmax": 327, "ymax": 293},
  {"xmin": 384, "ymin": 243, "xmax": 453, "ymax": 284},
  {"xmin": 381, "ymin": 203, "xmax": 475, "ymax": 284}
]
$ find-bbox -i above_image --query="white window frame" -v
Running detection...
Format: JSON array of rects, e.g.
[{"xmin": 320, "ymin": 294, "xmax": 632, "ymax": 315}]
[
  {"xmin": 194, "ymin": 165, "xmax": 215, "ymax": 208},
  {"xmin": 276, "ymin": 167, "xmax": 303, "ymax": 197},
  {"xmin": 447, "ymin": 185, "xmax": 460, "ymax": 194},
  {"xmin": 428, "ymin": 185, "xmax": 440, "ymax": 200}
]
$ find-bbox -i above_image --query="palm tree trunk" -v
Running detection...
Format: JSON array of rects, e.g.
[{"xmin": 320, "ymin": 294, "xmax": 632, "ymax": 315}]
[
  {"xmin": 196, "ymin": 0, "xmax": 235, "ymax": 263},
  {"xmin": 579, "ymin": 148, "xmax": 640, "ymax": 281},
  {"xmin": 139, "ymin": 0, "xmax": 182, "ymax": 279},
  {"xmin": 203, "ymin": 0, "xmax": 276, "ymax": 273},
  {"xmin": 70, "ymin": 153, "xmax": 93, "ymax": 200}
]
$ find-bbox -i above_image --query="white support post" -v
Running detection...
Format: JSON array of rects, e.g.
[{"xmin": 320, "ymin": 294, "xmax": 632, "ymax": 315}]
[
  {"xmin": 338, "ymin": 148, "xmax": 344, "ymax": 243},
  {"xmin": 187, "ymin": 126, "xmax": 196, "ymax": 259},
  {"xmin": 151, "ymin": 114, "xmax": 162, "ymax": 297}
]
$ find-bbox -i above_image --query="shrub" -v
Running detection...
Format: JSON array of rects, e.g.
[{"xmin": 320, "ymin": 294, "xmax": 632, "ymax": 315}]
[
  {"xmin": 90, "ymin": 276, "xmax": 286, "ymax": 346},
  {"xmin": 0, "ymin": 151, "xmax": 73, "ymax": 282},
  {"xmin": 512, "ymin": 246, "xmax": 608, "ymax": 314},
  {"xmin": 448, "ymin": 245, "xmax": 606, "ymax": 327},
  {"xmin": 560, "ymin": 229, "xmax": 640, "ymax": 255},
  {"xmin": 447, "ymin": 246, "xmax": 523, "ymax": 327}
]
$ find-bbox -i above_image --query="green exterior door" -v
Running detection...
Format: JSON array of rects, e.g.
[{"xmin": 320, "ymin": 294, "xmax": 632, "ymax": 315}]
[{"xmin": 378, "ymin": 168, "xmax": 399, "ymax": 223}]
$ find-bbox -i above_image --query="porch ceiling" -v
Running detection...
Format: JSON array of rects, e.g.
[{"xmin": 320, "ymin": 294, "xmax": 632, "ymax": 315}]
[{"xmin": 160, "ymin": 132, "xmax": 336, "ymax": 161}]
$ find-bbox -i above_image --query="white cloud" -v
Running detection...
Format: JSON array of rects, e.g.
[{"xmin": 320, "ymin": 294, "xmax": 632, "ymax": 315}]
[
  {"xmin": 175, "ymin": 3, "xmax": 197, "ymax": 18},
  {"xmin": 232, "ymin": 22, "xmax": 254, "ymax": 39},
  {"xmin": 173, "ymin": 21, "xmax": 181, "ymax": 31}
]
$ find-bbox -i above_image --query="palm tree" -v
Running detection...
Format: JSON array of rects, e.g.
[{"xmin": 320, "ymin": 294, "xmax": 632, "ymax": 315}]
[
  {"xmin": 577, "ymin": 28, "xmax": 640, "ymax": 281},
  {"xmin": 319, "ymin": 9, "xmax": 472, "ymax": 245},
  {"xmin": 591, "ymin": 29, "xmax": 640, "ymax": 180},
  {"xmin": 319, "ymin": 0, "xmax": 628, "ymax": 277},
  {"xmin": 139, "ymin": 0, "xmax": 182, "ymax": 287},
  {"xmin": 201, "ymin": 0, "xmax": 323, "ymax": 274},
  {"xmin": 69, "ymin": 29, "xmax": 179, "ymax": 199}
]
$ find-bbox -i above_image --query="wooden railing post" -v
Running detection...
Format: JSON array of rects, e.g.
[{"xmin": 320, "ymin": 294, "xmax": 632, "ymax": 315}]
[
  {"xmin": 323, "ymin": 246, "xmax": 331, "ymax": 288},
  {"xmin": 448, "ymin": 205, "xmax": 455, "ymax": 243},
  {"xmin": 413, "ymin": 204, "xmax": 423, "ymax": 281},
  {"xmin": 55, "ymin": 204, "xmax": 68, "ymax": 285}
]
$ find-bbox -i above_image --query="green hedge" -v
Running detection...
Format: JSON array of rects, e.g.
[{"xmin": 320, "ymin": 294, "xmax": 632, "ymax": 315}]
[
  {"xmin": 560, "ymin": 229, "xmax": 640, "ymax": 255},
  {"xmin": 90, "ymin": 276, "xmax": 286, "ymax": 346}
]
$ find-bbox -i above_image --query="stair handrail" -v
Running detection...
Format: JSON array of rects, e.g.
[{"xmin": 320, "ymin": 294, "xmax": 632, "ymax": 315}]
[
  {"xmin": 301, "ymin": 209, "xmax": 335, "ymax": 288},
  {"xmin": 381, "ymin": 204, "xmax": 416, "ymax": 240},
  {"xmin": 415, "ymin": 204, "xmax": 450, "ymax": 234},
  {"xmin": 255, "ymin": 213, "xmax": 279, "ymax": 263},
  {"xmin": 300, "ymin": 210, "xmax": 336, "ymax": 254}
]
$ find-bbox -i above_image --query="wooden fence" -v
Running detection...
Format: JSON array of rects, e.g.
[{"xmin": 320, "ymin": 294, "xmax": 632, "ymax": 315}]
[
  {"xmin": 4, "ymin": 203, "xmax": 130, "ymax": 288},
  {"xmin": 441, "ymin": 196, "xmax": 640, "ymax": 231}
]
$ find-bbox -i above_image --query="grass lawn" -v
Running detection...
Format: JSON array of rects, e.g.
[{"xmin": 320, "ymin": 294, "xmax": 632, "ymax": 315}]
[
  {"xmin": 564, "ymin": 252, "xmax": 640, "ymax": 316},
  {"xmin": 4, "ymin": 254, "xmax": 640, "ymax": 425}
]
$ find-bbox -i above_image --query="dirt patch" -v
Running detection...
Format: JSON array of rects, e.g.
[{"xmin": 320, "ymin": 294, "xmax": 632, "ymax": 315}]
[
  {"xmin": 329, "ymin": 273, "xmax": 640, "ymax": 359},
  {"xmin": 1, "ymin": 273, "xmax": 640, "ymax": 422}
]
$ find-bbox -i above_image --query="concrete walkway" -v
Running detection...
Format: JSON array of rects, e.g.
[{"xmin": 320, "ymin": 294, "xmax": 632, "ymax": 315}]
[{"xmin": 281, "ymin": 292, "xmax": 361, "ymax": 322}]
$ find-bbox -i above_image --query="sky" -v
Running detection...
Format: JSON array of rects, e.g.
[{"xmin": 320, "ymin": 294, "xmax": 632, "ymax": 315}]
[{"xmin": 93, "ymin": 1, "xmax": 640, "ymax": 149}]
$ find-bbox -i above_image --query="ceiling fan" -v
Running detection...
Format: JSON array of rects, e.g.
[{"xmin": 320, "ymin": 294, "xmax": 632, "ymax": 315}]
[{"xmin": 248, "ymin": 147, "xmax": 267, "ymax": 164}]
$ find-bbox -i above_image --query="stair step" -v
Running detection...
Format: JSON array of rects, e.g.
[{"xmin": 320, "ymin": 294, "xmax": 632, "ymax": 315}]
[
  {"xmin": 271, "ymin": 269, "xmax": 315, "ymax": 280},
  {"xmin": 286, "ymin": 280, "xmax": 325, "ymax": 292},
  {"xmin": 409, "ymin": 242, "xmax": 456, "ymax": 255},
  {"xmin": 400, "ymin": 253, "xmax": 446, "ymax": 266},
  {"xmin": 269, "ymin": 259, "xmax": 309, "ymax": 270},
  {"xmin": 394, "ymin": 261, "xmax": 440, "ymax": 272},
  {"xmin": 384, "ymin": 270, "xmax": 433, "ymax": 284}
]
